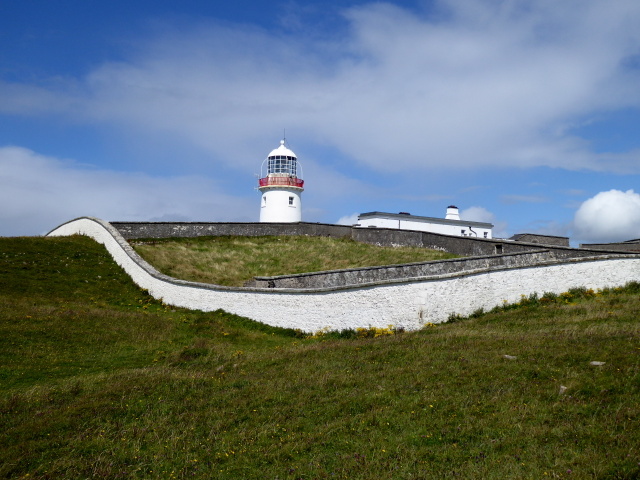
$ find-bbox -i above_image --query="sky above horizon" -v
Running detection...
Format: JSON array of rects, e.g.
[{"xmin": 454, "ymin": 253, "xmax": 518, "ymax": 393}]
[{"xmin": 2, "ymin": 0, "xmax": 640, "ymax": 245}]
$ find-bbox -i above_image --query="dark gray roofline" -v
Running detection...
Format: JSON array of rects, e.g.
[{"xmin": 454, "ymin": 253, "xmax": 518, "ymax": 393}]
[
  {"xmin": 358, "ymin": 211, "xmax": 494, "ymax": 229},
  {"xmin": 510, "ymin": 233, "xmax": 569, "ymax": 240},
  {"xmin": 581, "ymin": 239, "xmax": 640, "ymax": 246}
]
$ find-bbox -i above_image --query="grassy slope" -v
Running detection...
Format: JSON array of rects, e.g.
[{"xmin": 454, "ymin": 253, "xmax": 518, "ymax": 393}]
[
  {"xmin": 1, "ymin": 236, "xmax": 639, "ymax": 479},
  {"xmin": 132, "ymin": 235, "xmax": 458, "ymax": 286}
]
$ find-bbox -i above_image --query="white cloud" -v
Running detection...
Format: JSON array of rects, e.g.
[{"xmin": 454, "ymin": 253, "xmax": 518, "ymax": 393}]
[
  {"xmin": 460, "ymin": 205, "xmax": 508, "ymax": 238},
  {"xmin": 2, "ymin": 0, "xmax": 640, "ymax": 174},
  {"xmin": 0, "ymin": 147, "xmax": 256, "ymax": 236},
  {"xmin": 460, "ymin": 206, "xmax": 493, "ymax": 223},
  {"xmin": 336, "ymin": 213, "xmax": 360, "ymax": 225},
  {"xmin": 573, "ymin": 189, "xmax": 640, "ymax": 243}
]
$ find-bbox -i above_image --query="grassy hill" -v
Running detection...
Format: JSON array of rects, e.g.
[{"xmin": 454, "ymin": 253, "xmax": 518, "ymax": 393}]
[
  {"xmin": 131, "ymin": 235, "xmax": 459, "ymax": 286},
  {"xmin": 1, "ymin": 235, "xmax": 639, "ymax": 479}
]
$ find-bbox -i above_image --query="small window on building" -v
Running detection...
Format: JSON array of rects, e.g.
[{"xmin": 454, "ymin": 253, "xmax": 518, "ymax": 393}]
[
  {"xmin": 288, "ymin": 196, "xmax": 294, "ymax": 205},
  {"xmin": 461, "ymin": 229, "xmax": 466, "ymax": 236},
  {"xmin": 495, "ymin": 244, "xmax": 503, "ymax": 254},
  {"xmin": 484, "ymin": 232, "xmax": 488, "ymax": 238},
  {"xmin": 262, "ymin": 196, "xmax": 267, "ymax": 206}
]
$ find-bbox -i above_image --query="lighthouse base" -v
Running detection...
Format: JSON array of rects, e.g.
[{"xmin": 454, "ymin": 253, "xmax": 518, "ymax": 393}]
[{"xmin": 259, "ymin": 188, "xmax": 302, "ymax": 223}]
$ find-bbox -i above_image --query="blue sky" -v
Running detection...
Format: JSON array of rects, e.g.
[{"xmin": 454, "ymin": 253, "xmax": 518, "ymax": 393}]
[{"xmin": 2, "ymin": 0, "xmax": 640, "ymax": 244}]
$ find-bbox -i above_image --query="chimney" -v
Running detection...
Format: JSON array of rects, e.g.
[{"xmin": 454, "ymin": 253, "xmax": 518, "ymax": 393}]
[{"xmin": 445, "ymin": 205, "xmax": 460, "ymax": 220}]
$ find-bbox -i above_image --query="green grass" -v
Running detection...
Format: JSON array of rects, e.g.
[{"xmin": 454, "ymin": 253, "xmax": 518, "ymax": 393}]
[
  {"xmin": 131, "ymin": 235, "xmax": 459, "ymax": 286},
  {"xmin": 1, "ymin": 235, "xmax": 640, "ymax": 479}
]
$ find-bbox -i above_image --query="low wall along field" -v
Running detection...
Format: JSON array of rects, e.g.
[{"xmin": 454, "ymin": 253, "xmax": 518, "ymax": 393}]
[
  {"xmin": 248, "ymin": 250, "xmax": 558, "ymax": 289},
  {"xmin": 48, "ymin": 217, "xmax": 640, "ymax": 333},
  {"xmin": 110, "ymin": 220, "xmax": 624, "ymax": 258}
]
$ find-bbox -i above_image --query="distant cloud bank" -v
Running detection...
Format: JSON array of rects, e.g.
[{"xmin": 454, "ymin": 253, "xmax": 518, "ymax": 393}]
[
  {"xmin": 0, "ymin": 147, "xmax": 255, "ymax": 236},
  {"xmin": 2, "ymin": 0, "xmax": 640, "ymax": 238},
  {"xmin": 1, "ymin": 0, "xmax": 640, "ymax": 174}
]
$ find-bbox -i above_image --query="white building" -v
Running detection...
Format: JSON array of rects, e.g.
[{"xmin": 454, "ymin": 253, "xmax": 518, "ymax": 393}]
[
  {"xmin": 258, "ymin": 140, "xmax": 304, "ymax": 222},
  {"xmin": 357, "ymin": 206, "xmax": 493, "ymax": 239}
]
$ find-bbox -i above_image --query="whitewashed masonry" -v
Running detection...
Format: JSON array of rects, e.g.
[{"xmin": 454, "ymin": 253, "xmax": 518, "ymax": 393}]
[{"xmin": 48, "ymin": 217, "xmax": 639, "ymax": 333}]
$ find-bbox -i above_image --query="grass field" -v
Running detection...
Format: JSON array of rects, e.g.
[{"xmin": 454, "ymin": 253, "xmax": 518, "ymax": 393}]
[
  {"xmin": 1, "ymin": 235, "xmax": 639, "ymax": 479},
  {"xmin": 131, "ymin": 235, "xmax": 459, "ymax": 286}
]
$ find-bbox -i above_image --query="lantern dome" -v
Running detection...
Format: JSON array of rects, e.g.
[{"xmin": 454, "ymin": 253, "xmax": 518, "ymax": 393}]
[{"xmin": 268, "ymin": 140, "xmax": 296, "ymax": 159}]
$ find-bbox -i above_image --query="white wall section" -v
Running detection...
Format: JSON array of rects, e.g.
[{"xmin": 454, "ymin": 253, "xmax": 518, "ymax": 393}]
[{"xmin": 47, "ymin": 217, "xmax": 640, "ymax": 333}]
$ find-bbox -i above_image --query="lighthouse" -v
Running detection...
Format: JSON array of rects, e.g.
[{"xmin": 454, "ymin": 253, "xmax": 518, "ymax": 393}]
[{"xmin": 258, "ymin": 139, "xmax": 304, "ymax": 222}]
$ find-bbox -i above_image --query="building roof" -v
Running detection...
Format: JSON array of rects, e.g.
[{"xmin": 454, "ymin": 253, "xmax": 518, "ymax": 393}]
[
  {"xmin": 581, "ymin": 238, "xmax": 640, "ymax": 246},
  {"xmin": 510, "ymin": 233, "xmax": 569, "ymax": 241},
  {"xmin": 358, "ymin": 211, "xmax": 493, "ymax": 228},
  {"xmin": 268, "ymin": 140, "xmax": 297, "ymax": 158}
]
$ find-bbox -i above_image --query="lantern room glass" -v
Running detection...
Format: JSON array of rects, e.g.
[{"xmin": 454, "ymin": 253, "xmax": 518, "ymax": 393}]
[{"xmin": 267, "ymin": 155, "xmax": 298, "ymax": 176}]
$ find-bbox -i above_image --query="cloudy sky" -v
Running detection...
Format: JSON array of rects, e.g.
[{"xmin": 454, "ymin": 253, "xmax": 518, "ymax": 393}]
[{"xmin": 2, "ymin": 0, "xmax": 640, "ymax": 244}]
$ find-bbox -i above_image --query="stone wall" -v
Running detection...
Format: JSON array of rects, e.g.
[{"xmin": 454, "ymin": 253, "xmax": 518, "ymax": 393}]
[
  {"xmin": 110, "ymin": 221, "xmax": 619, "ymax": 259},
  {"xmin": 580, "ymin": 240, "xmax": 640, "ymax": 253},
  {"xmin": 509, "ymin": 233, "xmax": 570, "ymax": 247},
  {"xmin": 248, "ymin": 250, "xmax": 557, "ymax": 289},
  {"xmin": 47, "ymin": 217, "xmax": 640, "ymax": 333},
  {"xmin": 111, "ymin": 221, "xmax": 352, "ymax": 240}
]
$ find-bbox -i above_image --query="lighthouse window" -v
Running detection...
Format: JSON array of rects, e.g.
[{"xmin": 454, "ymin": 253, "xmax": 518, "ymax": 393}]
[
  {"xmin": 268, "ymin": 155, "xmax": 297, "ymax": 176},
  {"xmin": 289, "ymin": 196, "xmax": 294, "ymax": 205}
]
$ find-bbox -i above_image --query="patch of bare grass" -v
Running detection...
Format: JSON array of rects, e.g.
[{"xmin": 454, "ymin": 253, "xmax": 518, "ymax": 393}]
[{"xmin": 132, "ymin": 235, "xmax": 458, "ymax": 286}]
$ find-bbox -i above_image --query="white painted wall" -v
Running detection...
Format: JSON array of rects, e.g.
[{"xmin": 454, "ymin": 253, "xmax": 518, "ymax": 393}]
[
  {"xmin": 260, "ymin": 188, "xmax": 302, "ymax": 222},
  {"xmin": 358, "ymin": 216, "xmax": 493, "ymax": 239},
  {"xmin": 48, "ymin": 217, "xmax": 640, "ymax": 333}
]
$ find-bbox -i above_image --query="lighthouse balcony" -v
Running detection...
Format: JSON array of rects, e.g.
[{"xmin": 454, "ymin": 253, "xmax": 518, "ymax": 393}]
[{"xmin": 259, "ymin": 176, "xmax": 304, "ymax": 188}]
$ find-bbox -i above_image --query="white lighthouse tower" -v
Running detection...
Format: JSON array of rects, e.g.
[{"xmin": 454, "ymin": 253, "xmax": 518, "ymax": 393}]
[{"xmin": 258, "ymin": 139, "xmax": 304, "ymax": 222}]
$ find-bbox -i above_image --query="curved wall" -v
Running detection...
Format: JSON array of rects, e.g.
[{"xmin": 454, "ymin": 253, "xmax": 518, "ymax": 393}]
[{"xmin": 47, "ymin": 217, "xmax": 640, "ymax": 333}]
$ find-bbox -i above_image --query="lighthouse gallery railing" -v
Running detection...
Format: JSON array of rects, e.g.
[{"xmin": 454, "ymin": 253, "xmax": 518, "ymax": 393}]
[{"xmin": 259, "ymin": 177, "xmax": 304, "ymax": 188}]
